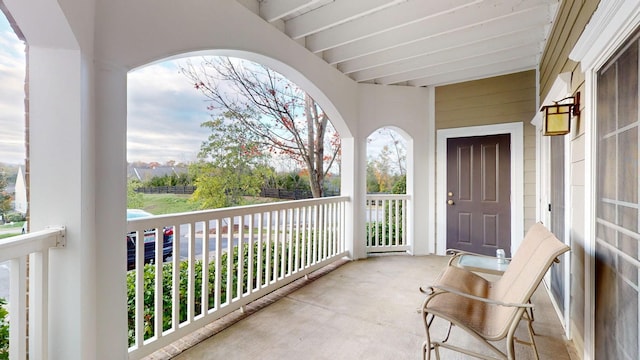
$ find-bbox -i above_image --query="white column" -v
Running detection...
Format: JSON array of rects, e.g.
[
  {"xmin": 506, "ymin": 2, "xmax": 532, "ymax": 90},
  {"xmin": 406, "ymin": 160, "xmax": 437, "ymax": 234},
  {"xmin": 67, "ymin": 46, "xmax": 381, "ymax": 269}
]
[
  {"xmin": 341, "ymin": 137, "xmax": 366, "ymax": 259},
  {"xmin": 94, "ymin": 61, "xmax": 129, "ymax": 359},
  {"xmin": 412, "ymin": 86, "xmax": 435, "ymax": 255},
  {"xmin": 29, "ymin": 46, "xmax": 98, "ymax": 360}
]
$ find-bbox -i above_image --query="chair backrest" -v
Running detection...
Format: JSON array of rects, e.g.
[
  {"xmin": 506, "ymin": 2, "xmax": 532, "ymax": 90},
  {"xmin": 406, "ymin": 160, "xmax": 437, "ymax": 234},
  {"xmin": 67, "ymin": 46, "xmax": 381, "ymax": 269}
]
[
  {"xmin": 489, "ymin": 223, "xmax": 570, "ymax": 335},
  {"xmin": 495, "ymin": 223, "xmax": 569, "ymax": 303}
]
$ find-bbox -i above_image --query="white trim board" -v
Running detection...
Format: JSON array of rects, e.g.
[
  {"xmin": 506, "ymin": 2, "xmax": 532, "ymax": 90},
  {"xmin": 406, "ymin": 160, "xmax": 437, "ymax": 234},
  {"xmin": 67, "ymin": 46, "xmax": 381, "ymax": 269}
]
[
  {"xmin": 435, "ymin": 122, "xmax": 524, "ymax": 256},
  {"xmin": 570, "ymin": 1, "xmax": 640, "ymax": 359}
]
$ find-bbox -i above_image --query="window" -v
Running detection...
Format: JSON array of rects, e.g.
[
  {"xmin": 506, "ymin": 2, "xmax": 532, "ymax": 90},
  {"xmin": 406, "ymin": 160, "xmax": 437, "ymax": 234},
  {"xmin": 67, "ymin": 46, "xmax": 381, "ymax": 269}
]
[{"xmin": 595, "ymin": 29, "xmax": 640, "ymax": 360}]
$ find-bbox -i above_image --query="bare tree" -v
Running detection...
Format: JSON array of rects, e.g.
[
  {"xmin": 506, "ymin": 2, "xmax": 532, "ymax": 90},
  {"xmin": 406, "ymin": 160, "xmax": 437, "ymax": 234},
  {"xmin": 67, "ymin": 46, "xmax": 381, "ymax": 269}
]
[
  {"xmin": 374, "ymin": 128, "xmax": 406, "ymax": 176},
  {"xmin": 181, "ymin": 57, "xmax": 340, "ymax": 198}
]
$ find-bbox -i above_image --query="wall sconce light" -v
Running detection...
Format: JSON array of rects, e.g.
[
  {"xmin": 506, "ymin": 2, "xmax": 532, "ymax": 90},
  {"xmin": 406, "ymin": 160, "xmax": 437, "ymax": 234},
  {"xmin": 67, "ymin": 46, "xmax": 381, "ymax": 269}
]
[{"xmin": 541, "ymin": 92, "xmax": 580, "ymax": 136}]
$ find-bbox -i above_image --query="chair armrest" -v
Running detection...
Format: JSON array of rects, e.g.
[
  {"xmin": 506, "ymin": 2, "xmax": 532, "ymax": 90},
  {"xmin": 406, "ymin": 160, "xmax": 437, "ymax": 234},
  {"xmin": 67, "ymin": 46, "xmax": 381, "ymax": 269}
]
[
  {"xmin": 420, "ymin": 284, "xmax": 533, "ymax": 309},
  {"xmin": 446, "ymin": 248, "xmax": 511, "ymax": 266}
]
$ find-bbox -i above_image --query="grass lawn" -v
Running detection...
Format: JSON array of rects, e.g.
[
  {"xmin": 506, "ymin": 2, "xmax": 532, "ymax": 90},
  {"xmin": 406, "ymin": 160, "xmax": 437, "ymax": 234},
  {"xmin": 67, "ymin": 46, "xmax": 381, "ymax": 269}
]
[
  {"xmin": 139, "ymin": 194, "xmax": 282, "ymax": 215},
  {"xmin": 0, "ymin": 221, "xmax": 24, "ymax": 229},
  {"xmin": 140, "ymin": 194, "xmax": 202, "ymax": 215}
]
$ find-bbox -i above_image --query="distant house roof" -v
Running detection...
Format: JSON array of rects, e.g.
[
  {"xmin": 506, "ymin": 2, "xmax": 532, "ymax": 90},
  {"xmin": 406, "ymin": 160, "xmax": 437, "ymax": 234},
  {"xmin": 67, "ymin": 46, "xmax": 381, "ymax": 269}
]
[{"xmin": 127, "ymin": 165, "xmax": 188, "ymax": 181}]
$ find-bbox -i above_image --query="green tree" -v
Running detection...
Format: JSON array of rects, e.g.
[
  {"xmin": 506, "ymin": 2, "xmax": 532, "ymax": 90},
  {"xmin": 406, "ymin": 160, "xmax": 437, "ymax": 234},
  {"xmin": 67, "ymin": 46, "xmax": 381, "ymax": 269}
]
[
  {"xmin": 145, "ymin": 173, "xmax": 191, "ymax": 187},
  {"xmin": 127, "ymin": 179, "xmax": 144, "ymax": 209},
  {"xmin": 373, "ymin": 145, "xmax": 393, "ymax": 193},
  {"xmin": 0, "ymin": 171, "xmax": 11, "ymax": 223},
  {"xmin": 191, "ymin": 116, "xmax": 274, "ymax": 208},
  {"xmin": 181, "ymin": 57, "xmax": 340, "ymax": 197},
  {"xmin": 392, "ymin": 174, "xmax": 406, "ymax": 194},
  {"xmin": 366, "ymin": 160, "xmax": 380, "ymax": 193}
]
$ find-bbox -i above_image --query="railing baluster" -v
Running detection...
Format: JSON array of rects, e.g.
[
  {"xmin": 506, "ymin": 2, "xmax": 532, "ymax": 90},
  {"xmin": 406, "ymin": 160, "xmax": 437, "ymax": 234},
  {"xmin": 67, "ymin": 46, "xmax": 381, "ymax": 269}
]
[
  {"xmin": 202, "ymin": 221, "xmax": 210, "ymax": 315},
  {"xmin": 247, "ymin": 214, "xmax": 254, "ymax": 294},
  {"xmin": 29, "ymin": 249, "xmax": 48, "ymax": 360},
  {"xmin": 273, "ymin": 210, "xmax": 279, "ymax": 281},
  {"xmin": 226, "ymin": 217, "xmax": 233, "ymax": 302},
  {"xmin": 155, "ymin": 226, "xmax": 164, "ymax": 339},
  {"xmin": 280, "ymin": 210, "xmax": 286, "ymax": 278},
  {"xmin": 188, "ymin": 222, "xmax": 196, "ymax": 323},
  {"xmin": 287, "ymin": 208, "xmax": 294, "ymax": 276},
  {"xmin": 364, "ymin": 195, "xmax": 410, "ymax": 254},
  {"xmin": 172, "ymin": 226, "xmax": 181, "ymax": 329},
  {"xmin": 125, "ymin": 197, "xmax": 349, "ymax": 359},
  {"xmin": 9, "ymin": 256, "xmax": 26, "ymax": 360},
  {"xmin": 257, "ymin": 213, "xmax": 264, "ymax": 290},
  {"xmin": 237, "ymin": 215, "xmax": 244, "ymax": 297},
  {"xmin": 266, "ymin": 211, "xmax": 272, "ymax": 286},
  {"xmin": 135, "ymin": 229, "xmax": 145, "ymax": 347},
  {"xmin": 214, "ymin": 218, "xmax": 222, "ymax": 310},
  {"xmin": 294, "ymin": 207, "xmax": 300, "ymax": 273}
]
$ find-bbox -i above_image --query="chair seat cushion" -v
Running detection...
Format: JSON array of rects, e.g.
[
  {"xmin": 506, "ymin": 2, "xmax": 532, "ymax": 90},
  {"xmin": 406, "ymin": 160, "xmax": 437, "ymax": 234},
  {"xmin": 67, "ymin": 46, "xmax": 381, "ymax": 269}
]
[{"xmin": 426, "ymin": 266, "xmax": 516, "ymax": 340}]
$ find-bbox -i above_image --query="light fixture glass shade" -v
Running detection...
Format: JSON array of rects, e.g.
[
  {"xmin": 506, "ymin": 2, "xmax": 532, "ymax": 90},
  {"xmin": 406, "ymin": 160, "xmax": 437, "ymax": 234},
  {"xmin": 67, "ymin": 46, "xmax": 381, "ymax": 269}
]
[{"xmin": 543, "ymin": 104, "xmax": 572, "ymax": 135}]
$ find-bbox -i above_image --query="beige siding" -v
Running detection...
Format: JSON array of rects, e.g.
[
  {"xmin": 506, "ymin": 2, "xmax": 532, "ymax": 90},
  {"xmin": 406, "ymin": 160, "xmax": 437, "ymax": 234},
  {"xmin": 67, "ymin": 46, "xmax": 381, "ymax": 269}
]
[
  {"xmin": 435, "ymin": 70, "xmax": 537, "ymax": 238},
  {"xmin": 539, "ymin": 0, "xmax": 600, "ymax": 355},
  {"xmin": 540, "ymin": 0, "xmax": 599, "ymax": 100},
  {"xmin": 436, "ymin": 71, "xmax": 536, "ymax": 129}
]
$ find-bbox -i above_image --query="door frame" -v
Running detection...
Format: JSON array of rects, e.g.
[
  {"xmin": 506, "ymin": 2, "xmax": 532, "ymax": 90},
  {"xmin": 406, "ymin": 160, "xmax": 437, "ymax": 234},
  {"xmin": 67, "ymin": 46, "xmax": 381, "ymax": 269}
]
[
  {"xmin": 436, "ymin": 122, "xmax": 524, "ymax": 256},
  {"xmin": 532, "ymin": 72, "xmax": 572, "ymax": 337},
  {"xmin": 570, "ymin": 1, "xmax": 640, "ymax": 358}
]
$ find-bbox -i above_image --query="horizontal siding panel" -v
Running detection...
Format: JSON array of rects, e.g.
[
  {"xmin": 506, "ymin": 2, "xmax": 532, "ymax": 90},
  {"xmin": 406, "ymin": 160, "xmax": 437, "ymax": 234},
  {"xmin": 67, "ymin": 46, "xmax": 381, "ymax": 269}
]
[
  {"xmin": 436, "ymin": 71, "xmax": 536, "ymax": 130},
  {"xmin": 540, "ymin": 0, "xmax": 599, "ymax": 99}
]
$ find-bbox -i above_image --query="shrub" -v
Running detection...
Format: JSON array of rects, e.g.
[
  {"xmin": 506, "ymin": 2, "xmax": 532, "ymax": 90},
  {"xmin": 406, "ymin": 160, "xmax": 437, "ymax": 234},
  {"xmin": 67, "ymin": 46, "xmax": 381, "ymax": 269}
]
[
  {"xmin": 0, "ymin": 298, "xmax": 8, "ymax": 360},
  {"xmin": 126, "ymin": 231, "xmax": 332, "ymax": 346},
  {"xmin": 127, "ymin": 241, "xmax": 267, "ymax": 346}
]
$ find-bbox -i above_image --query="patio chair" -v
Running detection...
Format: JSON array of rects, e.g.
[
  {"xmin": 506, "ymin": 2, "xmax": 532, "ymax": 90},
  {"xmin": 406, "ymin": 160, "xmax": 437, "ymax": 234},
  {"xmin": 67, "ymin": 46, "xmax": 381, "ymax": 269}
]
[{"xmin": 419, "ymin": 223, "xmax": 570, "ymax": 360}]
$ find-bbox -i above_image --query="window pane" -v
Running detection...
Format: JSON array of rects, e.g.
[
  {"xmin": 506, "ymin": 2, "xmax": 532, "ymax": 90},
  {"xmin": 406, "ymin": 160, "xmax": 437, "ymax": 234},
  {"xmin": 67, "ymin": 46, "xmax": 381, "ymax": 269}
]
[{"xmin": 618, "ymin": 41, "xmax": 639, "ymax": 128}]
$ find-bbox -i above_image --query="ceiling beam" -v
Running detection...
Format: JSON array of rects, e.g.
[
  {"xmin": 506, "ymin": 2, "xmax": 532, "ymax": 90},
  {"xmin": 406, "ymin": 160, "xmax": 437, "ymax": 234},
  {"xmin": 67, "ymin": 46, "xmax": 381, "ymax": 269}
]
[
  {"xmin": 305, "ymin": 0, "xmax": 480, "ymax": 52},
  {"xmin": 321, "ymin": 0, "xmax": 552, "ymax": 63},
  {"xmin": 375, "ymin": 44, "xmax": 540, "ymax": 85},
  {"xmin": 337, "ymin": 13, "xmax": 548, "ymax": 73},
  {"xmin": 350, "ymin": 30, "xmax": 544, "ymax": 82},
  {"xmin": 285, "ymin": 0, "xmax": 403, "ymax": 39},
  {"xmin": 259, "ymin": 0, "xmax": 323, "ymax": 23},
  {"xmin": 408, "ymin": 59, "xmax": 538, "ymax": 87}
]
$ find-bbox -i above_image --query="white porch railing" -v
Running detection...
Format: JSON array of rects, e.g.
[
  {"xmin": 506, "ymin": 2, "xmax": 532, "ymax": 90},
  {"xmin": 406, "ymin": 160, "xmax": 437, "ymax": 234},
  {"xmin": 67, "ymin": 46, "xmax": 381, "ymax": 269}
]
[
  {"xmin": 365, "ymin": 194, "xmax": 410, "ymax": 253},
  {"xmin": 127, "ymin": 196, "xmax": 349, "ymax": 359},
  {"xmin": 0, "ymin": 227, "xmax": 66, "ymax": 360}
]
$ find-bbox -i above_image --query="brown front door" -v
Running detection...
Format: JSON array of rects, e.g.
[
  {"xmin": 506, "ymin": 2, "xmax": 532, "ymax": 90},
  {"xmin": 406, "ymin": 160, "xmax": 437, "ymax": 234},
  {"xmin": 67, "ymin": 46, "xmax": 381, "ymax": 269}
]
[{"xmin": 446, "ymin": 134, "xmax": 511, "ymax": 256}]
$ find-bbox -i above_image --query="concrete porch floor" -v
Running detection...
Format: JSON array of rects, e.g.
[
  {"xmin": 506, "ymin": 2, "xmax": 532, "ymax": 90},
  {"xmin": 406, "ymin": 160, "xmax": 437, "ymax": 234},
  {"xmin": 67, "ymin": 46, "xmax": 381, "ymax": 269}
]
[{"xmin": 147, "ymin": 255, "xmax": 577, "ymax": 359}]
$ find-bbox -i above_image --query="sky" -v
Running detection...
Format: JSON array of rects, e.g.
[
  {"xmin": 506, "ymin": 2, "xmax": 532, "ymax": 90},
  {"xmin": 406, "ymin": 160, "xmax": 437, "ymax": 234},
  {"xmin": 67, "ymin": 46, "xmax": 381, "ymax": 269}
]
[
  {"xmin": 0, "ymin": 14, "xmax": 26, "ymax": 165},
  {"xmin": 127, "ymin": 61, "xmax": 211, "ymax": 164},
  {"xmin": 0, "ymin": 13, "xmax": 403, "ymax": 169}
]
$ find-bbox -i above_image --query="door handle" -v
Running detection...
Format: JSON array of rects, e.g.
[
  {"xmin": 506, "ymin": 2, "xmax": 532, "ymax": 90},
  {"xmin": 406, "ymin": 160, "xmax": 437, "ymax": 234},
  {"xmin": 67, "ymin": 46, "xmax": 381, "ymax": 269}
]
[{"xmin": 447, "ymin": 199, "xmax": 454, "ymax": 205}]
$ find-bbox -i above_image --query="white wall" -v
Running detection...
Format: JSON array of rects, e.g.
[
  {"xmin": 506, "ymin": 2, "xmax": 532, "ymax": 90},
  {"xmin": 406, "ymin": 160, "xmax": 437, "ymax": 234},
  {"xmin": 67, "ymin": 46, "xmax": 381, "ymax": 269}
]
[
  {"xmin": 357, "ymin": 84, "xmax": 434, "ymax": 255},
  {"xmin": 3, "ymin": 0, "xmax": 438, "ymax": 357}
]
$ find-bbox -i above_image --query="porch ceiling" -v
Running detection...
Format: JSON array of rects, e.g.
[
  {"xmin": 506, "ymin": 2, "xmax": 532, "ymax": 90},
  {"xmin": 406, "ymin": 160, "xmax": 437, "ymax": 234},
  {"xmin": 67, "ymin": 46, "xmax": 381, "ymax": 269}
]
[{"xmin": 245, "ymin": 0, "xmax": 559, "ymax": 87}]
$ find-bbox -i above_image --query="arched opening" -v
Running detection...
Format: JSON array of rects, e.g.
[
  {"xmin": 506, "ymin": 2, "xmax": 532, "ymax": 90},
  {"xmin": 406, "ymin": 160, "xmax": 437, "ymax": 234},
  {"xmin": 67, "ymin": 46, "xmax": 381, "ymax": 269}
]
[
  {"xmin": 125, "ymin": 53, "xmax": 349, "ymax": 351},
  {"xmin": 366, "ymin": 127, "xmax": 407, "ymax": 194},
  {"xmin": 127, "ymin": 55, "xmax": 343, "ymax": 211},
  {"xmin": 365, "ymin": 127, "xmax": 411, "ymax": 255},
  {"xmin": 127, "ymin": 52, "xmax": 341, "ymax": 208}
]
